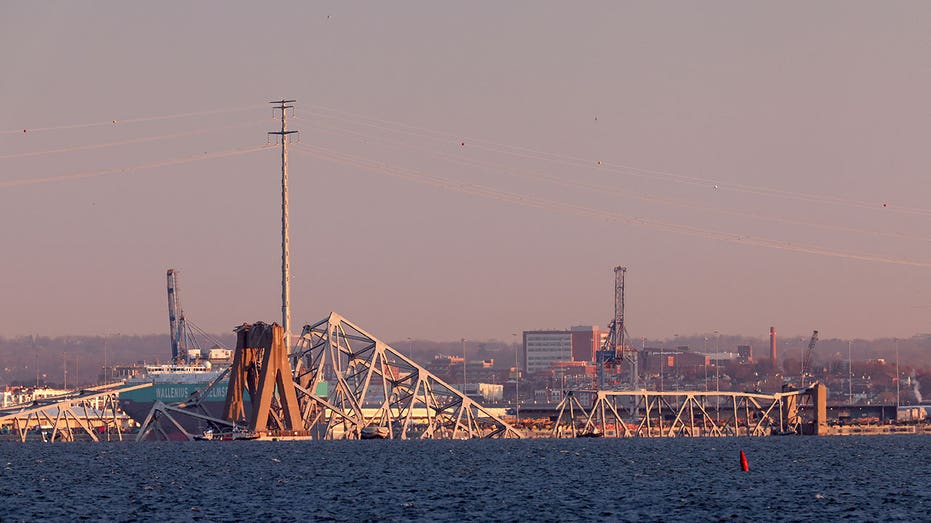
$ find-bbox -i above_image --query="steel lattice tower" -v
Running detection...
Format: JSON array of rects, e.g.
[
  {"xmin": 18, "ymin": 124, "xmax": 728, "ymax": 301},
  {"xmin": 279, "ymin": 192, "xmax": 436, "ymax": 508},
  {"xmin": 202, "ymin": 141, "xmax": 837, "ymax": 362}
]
[
  {"xmin": 269, "ymin": 100, "xmax": 298, "ymax": 348},
  {"xmin": 612, "ymin": 266, "xmax": 627, "ymax": 354}
]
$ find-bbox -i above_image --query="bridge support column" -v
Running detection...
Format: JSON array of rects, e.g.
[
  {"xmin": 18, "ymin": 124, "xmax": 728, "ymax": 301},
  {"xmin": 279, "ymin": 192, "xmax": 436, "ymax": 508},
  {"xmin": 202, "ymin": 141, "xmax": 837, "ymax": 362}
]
[{"xmin": 813, "ymin": 383, "xmax": 828, "ymax": 436}]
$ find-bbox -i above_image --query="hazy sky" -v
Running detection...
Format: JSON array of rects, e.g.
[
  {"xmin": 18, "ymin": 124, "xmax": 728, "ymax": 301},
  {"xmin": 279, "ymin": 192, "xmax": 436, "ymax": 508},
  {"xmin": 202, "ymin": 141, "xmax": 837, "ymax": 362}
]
[{"xmin": 3, "ymin": 2, "xmax": 931, "ymax": 343}]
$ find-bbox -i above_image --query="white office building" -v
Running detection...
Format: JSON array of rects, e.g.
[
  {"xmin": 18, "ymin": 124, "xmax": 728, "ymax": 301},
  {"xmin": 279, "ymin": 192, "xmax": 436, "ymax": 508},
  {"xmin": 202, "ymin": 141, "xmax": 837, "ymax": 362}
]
[{"xmin": 523, "ymin": 330, "xmax": 573, "ymax": 374}]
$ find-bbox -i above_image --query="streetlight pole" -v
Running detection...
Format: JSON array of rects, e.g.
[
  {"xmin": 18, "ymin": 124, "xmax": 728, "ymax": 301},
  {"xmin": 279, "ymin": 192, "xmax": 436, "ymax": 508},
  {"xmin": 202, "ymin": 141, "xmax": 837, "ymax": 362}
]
[
  {"xmin": 714, "ymin": 331, "xmax": 720, "ymax": 393},
  {"xmin": 895, "ymin": 338, "xmax": 900, "ymax": 406},
  {"xmin": 848, "ymin": 339, "xmax": 853, "ymax": 404},
  {"xmin": 703, "ymin": 337, "xmax": 708, "ymax": 391},
  {"xmin": 659, "ymin": 340, "xmax": 666, "ymax": 393},
  {"xmin": 640, "ymin": 337, "xmax": 646, "ymax": 390},
  {"xmin": 461, "ymin": 338, "xmax": 467, "ymax": 392},
  {"xmin": 800, "ymin": 337, "xmax": 804, "ymax": 378},
  {"xmin": 104, "ymin": 333, "xmax": 119, "ymax": 384},
  {"xmin": 714, "ymin": 331, "xmax": 720, "ymax": 418},
  {"xmin": 513, "ymin": 333, "xmax": 519, "ymax": 424},
  {"xmin": 33, "ymin": 335, "xmax": 38, "ymax": 389},
  {"xmin": 673, "ymin": 334, "xmax": 679, "ymax": 391}
]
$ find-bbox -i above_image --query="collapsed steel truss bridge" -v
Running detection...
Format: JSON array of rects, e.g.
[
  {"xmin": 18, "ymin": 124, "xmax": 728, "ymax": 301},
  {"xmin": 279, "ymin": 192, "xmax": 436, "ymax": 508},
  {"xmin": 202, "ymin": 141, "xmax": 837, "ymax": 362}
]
[
  {"xmin": 291, "ymin": 312, "xmax": 521, "ymax": 439},
  {"xmin": 137, "ymin": 312, "xmax": 521, "ymax": 440},
  {"xmin": 0, "ymin": 383, "xmax": 152, "ymax": 442},
  {"xmin": 551, "ymin": 386, "xmax": 821, "ymax": 438}
]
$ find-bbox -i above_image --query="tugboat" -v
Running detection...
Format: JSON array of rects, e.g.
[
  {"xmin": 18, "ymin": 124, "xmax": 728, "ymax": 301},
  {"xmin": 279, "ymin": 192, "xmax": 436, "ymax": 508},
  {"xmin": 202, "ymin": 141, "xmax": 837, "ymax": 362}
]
[{"xmin": 194, "ymin": 425, "xmax": 259, "ymax": 441}]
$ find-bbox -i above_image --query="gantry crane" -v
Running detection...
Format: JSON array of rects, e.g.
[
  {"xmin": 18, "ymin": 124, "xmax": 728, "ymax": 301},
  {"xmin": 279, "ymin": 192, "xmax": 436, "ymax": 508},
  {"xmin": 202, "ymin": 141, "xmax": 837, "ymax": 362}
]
[
  {"xmin": 596, "ymin": 266, "xmax": 638, "ymax": 389},
  {"xmin": 167, "ymin": 269, "xmax": 202, "ymax": 363},
  {"xmin": 800, "ymin": 330, "xmax": 819, "ymax": 387}
]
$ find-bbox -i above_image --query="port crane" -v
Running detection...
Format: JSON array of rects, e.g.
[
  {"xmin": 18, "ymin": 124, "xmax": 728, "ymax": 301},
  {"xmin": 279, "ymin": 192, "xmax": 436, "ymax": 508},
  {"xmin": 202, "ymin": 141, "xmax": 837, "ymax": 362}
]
[
  {"xmin": 166, "ymin": 269, "xmax": 189, "ymax": 362},
  {"xmin": 166, "ymin": 269, "xmax": 233, "ymax": 365},
  {"xmin": 596, "ymin": 266, "xmax": 638, "ymax": 389},
  {"xmin": 167, "ymin": 268, "xmax": 212, "ymax": 363},
  {"xmin": 800, "ymin": 330, "xmax": 819, "ymax": 387}
]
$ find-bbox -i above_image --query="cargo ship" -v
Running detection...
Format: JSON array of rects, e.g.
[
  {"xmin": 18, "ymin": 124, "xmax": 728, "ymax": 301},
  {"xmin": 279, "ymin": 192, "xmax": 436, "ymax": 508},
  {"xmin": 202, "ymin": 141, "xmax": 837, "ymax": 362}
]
[
  {"xmin": 118, "ymin": 362, "xmax": 329, "ymax": 433},
  {"xmin": 118, "ymin": 269, "xmax": 238, "ymax": 432},
  {"xmin": 118, "ymin": 361, "xmax": 231, "ymax": 429}
]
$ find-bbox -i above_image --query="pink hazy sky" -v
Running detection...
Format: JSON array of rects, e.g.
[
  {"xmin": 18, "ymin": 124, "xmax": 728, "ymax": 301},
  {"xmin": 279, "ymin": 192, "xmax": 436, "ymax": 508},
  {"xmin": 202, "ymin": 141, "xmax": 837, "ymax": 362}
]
[{"xmin": 2, "ymin": 2, "xmax": 931, "ymax": 342}]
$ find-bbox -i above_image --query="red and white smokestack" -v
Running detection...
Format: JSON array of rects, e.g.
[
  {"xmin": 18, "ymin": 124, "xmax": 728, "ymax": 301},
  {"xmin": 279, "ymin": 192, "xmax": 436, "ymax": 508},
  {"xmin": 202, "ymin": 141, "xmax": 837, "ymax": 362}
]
[{"xmin": 770, "ymin": 326, "xmax": 777, "ymax": 367}]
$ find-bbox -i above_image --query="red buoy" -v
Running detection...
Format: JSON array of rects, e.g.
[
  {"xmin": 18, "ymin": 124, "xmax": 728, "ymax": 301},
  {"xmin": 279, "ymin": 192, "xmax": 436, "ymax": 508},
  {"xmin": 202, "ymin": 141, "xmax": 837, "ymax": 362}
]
[{"xmin": 739, "ymin": 450, "xmax": 749, "ymax": 471}]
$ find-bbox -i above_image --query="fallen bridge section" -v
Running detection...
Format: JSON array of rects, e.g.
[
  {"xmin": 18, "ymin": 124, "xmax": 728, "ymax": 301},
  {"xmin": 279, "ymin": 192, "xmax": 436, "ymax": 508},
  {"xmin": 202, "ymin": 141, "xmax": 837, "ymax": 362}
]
[
  {"xmin": 0, "ymin": 382, "xmax": 152, "ymax": 442},
  {"xmin": 137, "ymin": 312, "xmax": 522, "ymax": 440},
  {"xmin": 551, "ymin": 385, "xmax": 822, "ymax": 438},
  {"xmin": 291, "ymin": 312, "xmax": 521, "ymax": 439}
]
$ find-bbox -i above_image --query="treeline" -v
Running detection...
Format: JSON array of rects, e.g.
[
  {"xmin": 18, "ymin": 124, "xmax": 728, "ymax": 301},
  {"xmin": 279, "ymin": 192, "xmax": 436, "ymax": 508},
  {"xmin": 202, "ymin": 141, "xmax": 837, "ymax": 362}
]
[
  {"xmin": 0, "ymin": 334, "xmax": 520, "ymax": 388},
  {"xmin": 0, "ymin": 332, "xmax": 928, "ymax": 388},
  {"xmin": 0, "ymin": 333, "xmax": 234, "ymax": 388}
]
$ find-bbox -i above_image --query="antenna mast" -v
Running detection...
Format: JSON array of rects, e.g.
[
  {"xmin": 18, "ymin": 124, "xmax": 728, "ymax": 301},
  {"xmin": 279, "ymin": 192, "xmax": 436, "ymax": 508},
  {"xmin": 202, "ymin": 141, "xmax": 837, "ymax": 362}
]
[{"xmin": 269, "ymin": 99, "xmax": 298, "ymax": 347}]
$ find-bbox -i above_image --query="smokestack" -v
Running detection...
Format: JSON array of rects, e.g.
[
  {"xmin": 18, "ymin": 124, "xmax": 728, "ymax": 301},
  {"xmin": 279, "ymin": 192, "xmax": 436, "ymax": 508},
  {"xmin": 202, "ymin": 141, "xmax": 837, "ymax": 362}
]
[{"xmin": 770, "ymin": 326, "xmax": 777, "ymax": 368}]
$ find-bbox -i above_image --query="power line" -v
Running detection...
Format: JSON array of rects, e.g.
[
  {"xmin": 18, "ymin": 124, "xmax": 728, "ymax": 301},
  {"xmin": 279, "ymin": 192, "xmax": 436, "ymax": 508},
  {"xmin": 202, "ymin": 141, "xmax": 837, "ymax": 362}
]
[
  {"xmin": 2, "ymin": 103, "xmax": 267, "ymax": 135},
  {"xmin": 300, "ymin": 118, "xmax": 931, "ymax": 243},
  {"xmin": 0, "ymin": 144, "xmax": 272, "ymax": 189},
  {"xmin": 293, "ymin": 142, "xmax": 931, "ymax": 268},
  {"xmin": 302, "ymin": 104, "xmax": 931, "ymax": 218},
  {"xmin": 0, "ymin": 119, "xmax": 266, "ymax": 160}
]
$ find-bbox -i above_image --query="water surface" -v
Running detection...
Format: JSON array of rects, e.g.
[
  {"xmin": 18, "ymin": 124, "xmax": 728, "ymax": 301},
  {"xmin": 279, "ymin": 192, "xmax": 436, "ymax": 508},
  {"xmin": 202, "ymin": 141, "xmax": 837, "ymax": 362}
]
[{"xmin": 1, "ymin": 435, "xmax": 928, "ymax": 521}]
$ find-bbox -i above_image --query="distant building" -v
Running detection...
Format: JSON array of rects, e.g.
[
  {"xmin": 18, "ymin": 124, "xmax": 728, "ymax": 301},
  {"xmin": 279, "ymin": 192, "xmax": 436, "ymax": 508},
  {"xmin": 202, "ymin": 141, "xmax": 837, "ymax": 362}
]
[
  {"xmin": 534, "ymin": 388, "xmax": 564, "ymax": 403},
  {"xmin": 523, "ymin": 326, "xmax": 601, "ymax": 374},
  {"xmin": 708, "ymin": 352, "xmax": 737, "ymax": 364},
  {"xmin": 640, "ymin": 347, "xmax": 673, "ymax": 375},
  {"xmin": 640, "ymin": 346, "xmax": 708, "ymax": 374},
  {"xmin": 524, "ymin": 331, "xmax": 572, "ymax": 374},
  {"xmin": 737, "ymin": 345, "xmax": 753, "ymax": 363},
  {"xmin": 570, "ymin": 325, "xmax": 600, "ymax": 363},
  {"xmin": 457, "ymin": 383, "xmax": 503, "ymax": 402},
  {"xmin": 2, "ymin": 386, "xmax": 69, "ymax": 408},
  {"xmin": 477, "ymin": 383, "xmax": 503, "ymax": 402},
  {"xmin": 675, "ymin": 348, "xmax": 708, "ymax": 368},
  {"xmin": 550, "ymin": 360, "xmax": 597, "ymax": 376}
]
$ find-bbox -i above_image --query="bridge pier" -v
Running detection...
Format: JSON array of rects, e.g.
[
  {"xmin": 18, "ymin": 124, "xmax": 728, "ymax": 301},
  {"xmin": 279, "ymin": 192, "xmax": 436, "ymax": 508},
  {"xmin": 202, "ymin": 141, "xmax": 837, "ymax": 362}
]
[{"xmin": 813, "ymin": 382, "xmax": 828, "ymax": 436}]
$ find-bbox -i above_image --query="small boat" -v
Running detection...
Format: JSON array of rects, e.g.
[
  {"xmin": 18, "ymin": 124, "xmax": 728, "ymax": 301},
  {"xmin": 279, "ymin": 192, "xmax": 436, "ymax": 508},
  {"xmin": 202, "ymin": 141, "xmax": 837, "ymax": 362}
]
[
  {"xmin": 194, "ymin": 426, "xmax": 259, "ymax": 441},
  {"xmin": 576, "ymin": 430, "xmax": 602, "ymax": 438},
  {"xmin": 360, "ymin": 426, "xmax": 390, "ymax": 439}
]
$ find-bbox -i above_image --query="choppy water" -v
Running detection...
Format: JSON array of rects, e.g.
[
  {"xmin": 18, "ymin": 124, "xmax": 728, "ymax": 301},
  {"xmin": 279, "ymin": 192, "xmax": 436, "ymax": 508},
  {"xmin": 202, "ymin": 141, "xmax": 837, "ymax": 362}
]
[{"xmin": 1, "ymin": 435, "xmax": 929, "ymax": 522}]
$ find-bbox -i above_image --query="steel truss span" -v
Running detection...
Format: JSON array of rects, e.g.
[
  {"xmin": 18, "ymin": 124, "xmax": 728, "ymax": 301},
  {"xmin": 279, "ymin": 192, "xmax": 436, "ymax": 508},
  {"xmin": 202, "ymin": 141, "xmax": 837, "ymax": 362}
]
[
  {"xmin": 137, "ymin": 312, "xmax": 521, "ymax": 440},
  {"xmin": 292, "ymin": 312, "xmax": 521, "ymax": 439},
  {"xmin": 0, "ymin": 383, "xmax": 152, "ymax": 442},
  {"xmin": 551, "ymin": 387, "xmax": 815, "ymax": 438}
]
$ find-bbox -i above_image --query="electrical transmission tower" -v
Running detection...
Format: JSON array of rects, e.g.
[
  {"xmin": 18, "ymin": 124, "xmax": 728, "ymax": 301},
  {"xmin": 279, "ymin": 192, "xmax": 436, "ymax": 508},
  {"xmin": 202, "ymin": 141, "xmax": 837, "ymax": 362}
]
[{"xmin": 269, "ymin": 100, "xmax": 299, "ymax": 348}]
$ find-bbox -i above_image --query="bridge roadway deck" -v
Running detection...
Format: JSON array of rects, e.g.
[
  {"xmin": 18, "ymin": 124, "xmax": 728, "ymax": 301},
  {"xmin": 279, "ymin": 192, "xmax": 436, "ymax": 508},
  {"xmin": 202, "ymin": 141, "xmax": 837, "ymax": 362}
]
[
  {"xmin": 0, "ymin": 382, "xmax": 153, "ymax": 442},
  {"xmin": 515, "ymin": 402, "xmax": 895, "ymax": 422}
]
